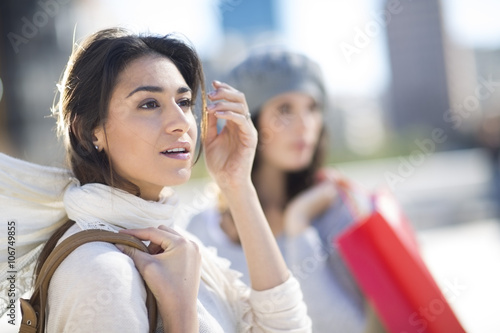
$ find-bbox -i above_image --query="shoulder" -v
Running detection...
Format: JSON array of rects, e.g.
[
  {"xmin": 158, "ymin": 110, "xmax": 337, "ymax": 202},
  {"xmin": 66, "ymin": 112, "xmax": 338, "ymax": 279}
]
[
  {"xmin": 47, "ymin": 225, "xmax": 149, "ymax": 331},
  {"xmin": 55, "ymin": 225, "xmax": 137, "ymax": 274},
  {"xmin": 55, "ymin": 224, "xmax": 144, "ymax": 288}
]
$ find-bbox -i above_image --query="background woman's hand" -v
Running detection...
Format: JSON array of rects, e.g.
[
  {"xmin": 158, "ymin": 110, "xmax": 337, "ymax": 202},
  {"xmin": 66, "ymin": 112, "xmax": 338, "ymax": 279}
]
[
  {"xmin": 284, "ymin": 168, "xmax": 349, "ymax": 236},
  {"xmin": 117, "ymin": 226, "xmax": 201, "ymax": 333},
  {"xmin": 203, "ymin": 80, "xmax": 258, "ymax": 190}
]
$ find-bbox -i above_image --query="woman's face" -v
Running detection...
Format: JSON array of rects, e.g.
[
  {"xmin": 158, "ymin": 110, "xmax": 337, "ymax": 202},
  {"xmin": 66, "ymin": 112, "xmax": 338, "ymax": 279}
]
[
  {"xmin": 257, "ymin": 92, "xmax": 323, "ymax": 172},
  {"xmin": 94, "ymin": 55, "xmax": 197, "ymax": 201}
]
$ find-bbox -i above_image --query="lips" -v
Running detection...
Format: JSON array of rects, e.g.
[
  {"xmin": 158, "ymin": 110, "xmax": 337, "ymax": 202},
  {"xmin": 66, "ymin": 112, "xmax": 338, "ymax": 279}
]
[
  {"xmin": 291, "ymin": 141, "xmax": 312, "ymax": 151},
  {"xmin": 162, "ymin": 147, "xmax": 187, "ymax": 154},
  {"xmin": 160, "ymin": 142, "xmax": 191, "ymax": 160}
]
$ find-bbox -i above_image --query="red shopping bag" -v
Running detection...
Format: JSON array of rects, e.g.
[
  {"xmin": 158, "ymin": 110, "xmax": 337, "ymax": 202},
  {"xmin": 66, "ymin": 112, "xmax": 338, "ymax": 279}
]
[{"xmin": 336, "ymin": 189, "xmax": 465, "ymax": 333}]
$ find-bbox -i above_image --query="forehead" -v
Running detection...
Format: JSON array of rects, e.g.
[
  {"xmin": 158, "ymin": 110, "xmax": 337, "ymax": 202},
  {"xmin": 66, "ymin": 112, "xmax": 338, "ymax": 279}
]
[
  {"xmin": 114, "ymin": 55, "xmax": 188, "ymax": 93},
  {"xmin": 266, "ymin": 91, "xmax": 316, "ymax": 106}
]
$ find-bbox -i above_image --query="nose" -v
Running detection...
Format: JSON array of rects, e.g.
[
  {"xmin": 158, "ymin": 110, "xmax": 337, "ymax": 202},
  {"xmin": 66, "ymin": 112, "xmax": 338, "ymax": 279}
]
[
  {"xmin": 163, "ymin": 100, "xmax": 191, "ymax": 135},
  {"xmin": 293, "ymin": 111, "xmax": 311, "ymax": 134}
]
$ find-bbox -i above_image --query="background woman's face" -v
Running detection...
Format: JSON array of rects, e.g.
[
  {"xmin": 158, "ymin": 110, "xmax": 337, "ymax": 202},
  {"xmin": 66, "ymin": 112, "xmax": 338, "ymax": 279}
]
[
  {"xmin": 257, "ymin": 92, "xmax": 323, "ymax": 172},
  {"xmin": 94, "ymin": 55, "xmax": 197, "ymax": 200}
]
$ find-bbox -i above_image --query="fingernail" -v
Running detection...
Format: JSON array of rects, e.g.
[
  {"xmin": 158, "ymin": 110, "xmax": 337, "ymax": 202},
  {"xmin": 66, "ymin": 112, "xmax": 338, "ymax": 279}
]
[
  {"xmin": 213, "ymin": 80, "xmax": 221, "ymax": 85},
  {"xmin": 207, "ymin": 103, "xmax": 216, "ymax": 110},
  {"xmin": 208, "ymin": 90, "xmax": 216, "ymax": 98}
]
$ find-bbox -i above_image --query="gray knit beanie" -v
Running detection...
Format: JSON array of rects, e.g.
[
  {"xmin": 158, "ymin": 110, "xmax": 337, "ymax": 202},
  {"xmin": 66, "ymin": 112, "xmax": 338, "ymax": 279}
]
[{"xmin": 225, "ymin": 49, "xmax": 326, "ymax": 116}]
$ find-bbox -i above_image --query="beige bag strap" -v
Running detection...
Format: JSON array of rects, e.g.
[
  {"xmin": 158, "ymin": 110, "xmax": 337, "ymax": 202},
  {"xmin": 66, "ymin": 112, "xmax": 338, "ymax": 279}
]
[{"xmin": 19, "ymin": 230, "xmax": 158, "ymax": 333}]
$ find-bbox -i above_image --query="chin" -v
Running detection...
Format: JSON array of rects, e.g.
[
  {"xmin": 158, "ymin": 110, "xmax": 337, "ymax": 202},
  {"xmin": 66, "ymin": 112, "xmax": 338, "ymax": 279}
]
[
  {"xmin": 281, "ymin": 161, "xmax": 311, "ymax": 172},
  {"xmin": 166, "ymin": 169, "xmax": 192, "ymax": 186}
]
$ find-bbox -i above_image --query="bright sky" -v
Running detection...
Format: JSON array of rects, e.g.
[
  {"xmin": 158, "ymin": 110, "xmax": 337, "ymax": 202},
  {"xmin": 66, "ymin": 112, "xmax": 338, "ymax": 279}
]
[
  {"xmin": 66, "ymin": 0, "xmax": 224, "ymax": 58},
  {"xmin": 441, "ymin": 0, "xmax": 500, "ymax": 48},
  {"xmin": 64, "ymin": 0, "xmax": 500, "ymax": 99},
  {"xmin": 279, "ymin": 0, "xmax": 500, "ymax": 97},
  {"xmin": 277, "ymin": 0, "xmax": 389, "ymax": 98}
]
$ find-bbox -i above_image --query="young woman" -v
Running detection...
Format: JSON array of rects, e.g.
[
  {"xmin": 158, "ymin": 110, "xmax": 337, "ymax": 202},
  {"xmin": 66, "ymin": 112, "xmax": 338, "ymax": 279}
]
[
  {"xmin": 187, "ymin": 50, "xmax": 381, "ymax": 332},
  {"xmin": 1, "ymin": 29, "xmax": 311, "ymax": 332}
]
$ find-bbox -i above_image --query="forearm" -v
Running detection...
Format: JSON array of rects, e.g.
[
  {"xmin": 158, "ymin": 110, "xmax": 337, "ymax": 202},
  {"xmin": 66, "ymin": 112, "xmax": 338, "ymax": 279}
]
[
  {"xmin": 283, "ymin": 206, "xmax": 309, "ymax": 237},
  {"xmin": 221, "ymin": 182, "xmax": 289, "ymax": 291},
  {"xmin": 284, "ymin": 180, "xmax": 338, "ymax": 236}
]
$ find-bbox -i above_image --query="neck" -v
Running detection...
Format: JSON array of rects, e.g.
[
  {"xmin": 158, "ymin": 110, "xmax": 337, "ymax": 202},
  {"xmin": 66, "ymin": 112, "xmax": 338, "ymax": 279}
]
[{"xmin": 253, "ymin": 162, "xmax": 287, "ymax": 235}]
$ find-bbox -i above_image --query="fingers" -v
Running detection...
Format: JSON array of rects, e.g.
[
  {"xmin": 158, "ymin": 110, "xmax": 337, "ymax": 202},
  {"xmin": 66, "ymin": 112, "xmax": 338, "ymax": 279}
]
[
  {"xmin": 313, "ymin": 181, "xmax": 338, "ymax": 202},
  {"xmin": 316, "ymin": 168, "xmax": 351, "ymax": 191},
  {"xmin": 119, "ymin": 225, "xmax": 179, "ymax": 251},
  {"xmin": 115, "ymin": 243, "xmax": 150, "ymax": 266},
  {"xmin": 207, "ymin": 80, "xmax": 250, "ymax": 118},
  {"xmin": 204, "ymin": 80, "xmax": 254, "ymax": 145},
  {"xmin": 211, "ymin": 110, "xmax": 250, "ymax": 127},
  {"xmin": 205, "ymin": 80, "xmax": 249, "ymax": 145},
  {"xmin": 207, "ymin": 101, "xmax": 250, "ymax": 127},
  {"xmin": 209, "ymin": 80, "xmax": 244, "ymax": 101},
  {"xmin": 208, "ymin": 101, "xmax": 247, "ymax": 115}
]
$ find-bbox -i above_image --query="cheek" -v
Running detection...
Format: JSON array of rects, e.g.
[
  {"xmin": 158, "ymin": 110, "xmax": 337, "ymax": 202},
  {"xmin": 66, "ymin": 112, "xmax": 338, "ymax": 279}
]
[
  {"xmin": 258, "ymin": 124, "xmax": 286, "ymax": 152},
  {"xmin": 257, "ymin": 114, "xmax": 289, "ymax": 148},
  {"xmin": 106, "ymin": 119, "xmax": 139, "ymax": 149},
  {"xmin": 309, "ymin": 115, "xmax": 323, "ymax": 139},
  {"xmin": 104, "ymin": 114, "xmax": 157, "ymax": 162}
]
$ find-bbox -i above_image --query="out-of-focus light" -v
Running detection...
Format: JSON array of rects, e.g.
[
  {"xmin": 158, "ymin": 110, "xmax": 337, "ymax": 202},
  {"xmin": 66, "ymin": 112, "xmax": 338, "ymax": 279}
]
[
  {"xmin": 442, "ymin": 0, "xmax": 500, "ymax": 48},
  {"xmin": 0, "ymin": 77, "xmax": 3, "ymax": 102}
]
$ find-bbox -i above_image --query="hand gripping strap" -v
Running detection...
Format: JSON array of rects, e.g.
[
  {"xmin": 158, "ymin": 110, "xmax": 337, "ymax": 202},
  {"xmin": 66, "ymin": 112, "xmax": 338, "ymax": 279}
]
[{"xmin": 19, "ymin": 230, "xmax": 157, "ymax": 333}]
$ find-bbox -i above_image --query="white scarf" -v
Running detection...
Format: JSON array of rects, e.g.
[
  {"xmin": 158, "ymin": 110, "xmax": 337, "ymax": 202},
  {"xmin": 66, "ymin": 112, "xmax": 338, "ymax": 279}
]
[
  {"xmin": 0, "ymin": 152, "xmax": 246, "ymax": 324},
  {"xmin": 64, "ymin": 181, "xmax": 178, "ymax": 232}
]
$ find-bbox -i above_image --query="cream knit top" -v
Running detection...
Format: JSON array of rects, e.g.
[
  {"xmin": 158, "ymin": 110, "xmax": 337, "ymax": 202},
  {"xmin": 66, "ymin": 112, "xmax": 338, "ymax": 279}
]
[{"xmin": 48, "ymin": 224, "xmax": 310, "ymax": 332}]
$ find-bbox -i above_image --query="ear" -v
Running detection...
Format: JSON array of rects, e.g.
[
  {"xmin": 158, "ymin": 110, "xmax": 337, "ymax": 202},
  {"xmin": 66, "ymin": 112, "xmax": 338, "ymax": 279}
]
[{"xmin": 93, "ymin": 125, "xmax": 106, "ymax": 152}]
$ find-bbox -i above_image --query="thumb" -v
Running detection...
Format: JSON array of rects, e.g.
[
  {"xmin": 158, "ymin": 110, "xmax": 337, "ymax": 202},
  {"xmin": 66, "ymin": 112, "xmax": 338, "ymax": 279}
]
[
  {"xmin": 317, "ymin": 181, "xmax": 338, "ymax": 201},
  {"xmin": 116, "ymin": 244, "xmax": 143, "ymax": 261},
  {"xmin": 116, "ymin": 244, "xmax": 154, "ymax": 278}
]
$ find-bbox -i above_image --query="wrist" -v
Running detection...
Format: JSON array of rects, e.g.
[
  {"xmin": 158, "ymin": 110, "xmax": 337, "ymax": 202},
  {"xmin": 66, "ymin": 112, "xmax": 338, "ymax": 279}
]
[
  {"xmin": 284, "ymin": 207, "xmax": 308, "ymax": 237},
  {"xmin": 159, "ymin": 300, "xmax": 198, "ymax": 332},
  {"xmin": 218, "ymin": 178, "xmax": 254, "ymax": 197},
  {"xmin": 284, "ymin": 197, "xmax": 309, "ymax": 221}
]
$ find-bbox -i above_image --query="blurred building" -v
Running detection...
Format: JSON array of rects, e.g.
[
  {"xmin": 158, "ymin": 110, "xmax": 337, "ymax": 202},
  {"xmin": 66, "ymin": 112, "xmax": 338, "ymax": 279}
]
[
  {"xmin": 208, "ymin": 0, "xmax": 283, "ymax": 77},
  {"xmin": 384, "ymin": 0, "xmax": 453, "ymax": 146},
  {"xmin": 474, "ymin": 49, "xmax": 500, "ymax": 118},
  {"xmin": 221, "ymin": 0, "xmax": 277, "ymax": 36},
  {"xmin": 0, "ymin": 1, "xmax": 68, "ymax": 165}
]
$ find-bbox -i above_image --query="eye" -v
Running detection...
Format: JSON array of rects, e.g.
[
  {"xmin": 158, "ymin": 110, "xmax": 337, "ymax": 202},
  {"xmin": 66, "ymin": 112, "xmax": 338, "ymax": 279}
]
[
  {"xmin": 177, "ymin": 98, "xmax": 192, "ymax": 109},
  {"xmin": 308, "ymin": 101, "xmax": 320, "ymax": 113},
  {"xmin": 139, "ymin": 99, "xmax": 160, "ymax": 109},
  {"xmin": 278, "ymin": 104, "xmax": 291, "ymax": 115}
]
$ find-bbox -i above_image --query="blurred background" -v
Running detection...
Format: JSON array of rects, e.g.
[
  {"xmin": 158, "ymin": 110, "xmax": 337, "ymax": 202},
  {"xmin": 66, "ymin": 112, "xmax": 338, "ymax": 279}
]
[{"xmin": 1, "ymin": 0, "xmax": 499, "ymax": 331}]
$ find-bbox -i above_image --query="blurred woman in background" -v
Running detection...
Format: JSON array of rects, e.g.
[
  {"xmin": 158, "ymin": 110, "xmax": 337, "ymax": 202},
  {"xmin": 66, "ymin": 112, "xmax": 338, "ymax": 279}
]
[{"xmin": 187, "ymin": 49, "xmax": 384, "ymax": 332}]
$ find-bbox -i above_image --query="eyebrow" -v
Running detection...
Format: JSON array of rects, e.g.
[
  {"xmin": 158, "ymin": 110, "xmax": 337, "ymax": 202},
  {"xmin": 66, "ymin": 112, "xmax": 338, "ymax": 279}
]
[{"xmin": 126, "ymin": 85, "xmax": 192, "ymax": 98}]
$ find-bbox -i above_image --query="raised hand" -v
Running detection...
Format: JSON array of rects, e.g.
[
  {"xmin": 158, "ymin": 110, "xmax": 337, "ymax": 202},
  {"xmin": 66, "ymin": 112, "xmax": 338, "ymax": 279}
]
[
  {"xmin": 284, "ymin": 168, "xmax": 349, "ymax": 236},
  {"xmin": 203, "ymin": 80, "xmax": 258, "ymax": 191}
]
